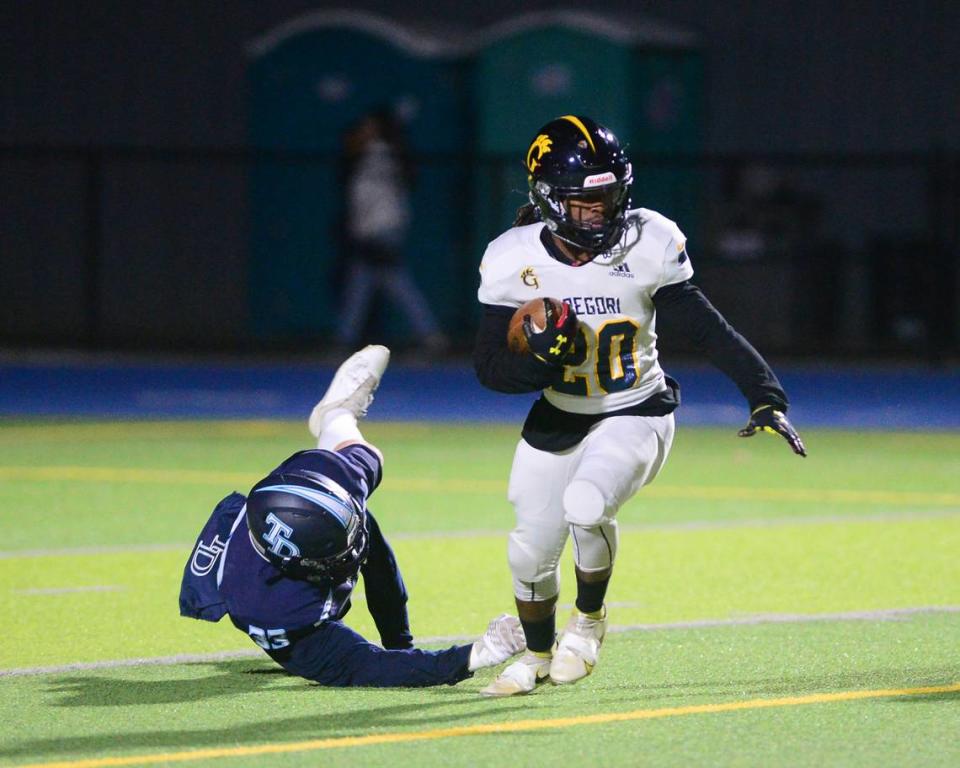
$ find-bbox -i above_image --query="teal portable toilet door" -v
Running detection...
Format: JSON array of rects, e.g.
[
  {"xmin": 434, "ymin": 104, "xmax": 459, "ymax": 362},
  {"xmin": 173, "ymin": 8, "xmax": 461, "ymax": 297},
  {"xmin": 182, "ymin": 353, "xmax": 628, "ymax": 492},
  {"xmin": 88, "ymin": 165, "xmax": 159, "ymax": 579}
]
[
  {"xmin": 469, "ymin": 12, "xmax": 700, "ymax": 260},
  {"xmin": 247, "ymin": 11, "xmax": 468, "ymax": 343}
]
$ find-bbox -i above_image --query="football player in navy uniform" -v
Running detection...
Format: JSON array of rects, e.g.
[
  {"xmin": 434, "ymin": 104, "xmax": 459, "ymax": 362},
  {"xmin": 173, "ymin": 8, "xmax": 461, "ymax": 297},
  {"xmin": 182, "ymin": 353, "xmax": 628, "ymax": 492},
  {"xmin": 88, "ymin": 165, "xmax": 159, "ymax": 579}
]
[
  {"xmin": 180, "ymin": 345, "xmax": 525, "ymax": 686},
  {"xmin": 474, "ymin": 116, "xmax": 806, "ymax": 696}
]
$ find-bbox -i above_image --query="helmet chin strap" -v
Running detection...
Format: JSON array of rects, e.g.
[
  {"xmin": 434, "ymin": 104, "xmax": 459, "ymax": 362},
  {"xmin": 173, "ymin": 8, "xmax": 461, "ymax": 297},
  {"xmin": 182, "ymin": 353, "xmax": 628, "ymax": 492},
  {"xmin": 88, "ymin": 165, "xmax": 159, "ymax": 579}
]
[
  {"xmin": 550, "ymin": 218, "xmax": 628, "ymax": 264},
  {"xmin": 540, "ymin": 225, "xmax": 596, "ymax": 265},
  {"xmin": 551, "ymin": 232, "xmax": 598, "ymax": 265}
]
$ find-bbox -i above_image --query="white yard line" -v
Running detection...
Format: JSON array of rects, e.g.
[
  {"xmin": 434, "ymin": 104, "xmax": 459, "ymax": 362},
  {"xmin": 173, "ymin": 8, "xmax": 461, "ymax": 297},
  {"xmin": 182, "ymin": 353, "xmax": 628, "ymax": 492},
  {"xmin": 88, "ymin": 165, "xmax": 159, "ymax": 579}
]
[
  {"xmin": 0, "ymin": 543, "xmax": 189, "ymax": 560},
  {"xmin": 610, "ymin": 605, "xmax": 960, "ymax": 632},
  {"xmin": 615, "ymin": 507, "xmax": 960, "ymax": 534},
  {"xmin": 2, "ymin": 508, "xmax": 957, "ymax": 560},
  {"xmin": 0, "ymin": 650, "xmax": 264, "ymax": 678},
  {"xmin": 12, "ymin": 585, "xmax": 126, "ymax": 595},
  {"xmin": 1, "ymin": 605, "xmax": 957, "ymax": 678}
]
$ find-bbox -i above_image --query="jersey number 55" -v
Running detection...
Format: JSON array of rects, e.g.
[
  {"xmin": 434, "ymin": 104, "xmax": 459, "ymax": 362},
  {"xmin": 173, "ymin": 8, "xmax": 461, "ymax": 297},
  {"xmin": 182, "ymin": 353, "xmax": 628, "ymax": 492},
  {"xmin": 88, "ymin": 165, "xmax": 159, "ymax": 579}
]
[{"xmin": 248, "ymin": 624, "xmax": 290, "ymax": 650}]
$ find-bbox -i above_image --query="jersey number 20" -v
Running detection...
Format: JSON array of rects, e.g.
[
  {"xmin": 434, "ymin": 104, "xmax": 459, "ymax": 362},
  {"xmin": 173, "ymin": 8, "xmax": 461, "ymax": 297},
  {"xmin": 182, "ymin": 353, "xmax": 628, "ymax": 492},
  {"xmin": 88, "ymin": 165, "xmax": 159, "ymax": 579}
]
[{"xmin": 552, "ymin": 319, "xmax": 640, "ymax": 396}]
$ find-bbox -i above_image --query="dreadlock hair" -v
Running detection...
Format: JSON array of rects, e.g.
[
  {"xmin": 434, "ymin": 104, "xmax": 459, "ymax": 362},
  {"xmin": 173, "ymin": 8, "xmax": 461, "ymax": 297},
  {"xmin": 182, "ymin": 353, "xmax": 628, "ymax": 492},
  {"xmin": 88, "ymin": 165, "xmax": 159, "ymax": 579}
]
[{"xmin": 512, "ymin": 202, "xmax": 540, "ymax": 227}]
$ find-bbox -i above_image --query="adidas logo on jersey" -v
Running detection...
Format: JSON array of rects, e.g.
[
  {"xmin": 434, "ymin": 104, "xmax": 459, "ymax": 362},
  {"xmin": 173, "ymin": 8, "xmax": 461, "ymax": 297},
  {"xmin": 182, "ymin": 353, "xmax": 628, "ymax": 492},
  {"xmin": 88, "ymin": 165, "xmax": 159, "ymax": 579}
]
[{"xmin": 609, "ymin": 262, "xmax": 634, "ymax": 278}]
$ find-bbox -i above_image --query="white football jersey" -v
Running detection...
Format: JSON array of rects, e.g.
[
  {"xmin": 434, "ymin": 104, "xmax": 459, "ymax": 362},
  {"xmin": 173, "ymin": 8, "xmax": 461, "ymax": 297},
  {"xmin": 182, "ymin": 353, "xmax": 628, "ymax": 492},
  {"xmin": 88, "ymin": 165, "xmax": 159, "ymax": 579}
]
[{"xmin": 477, "ymin": 208, "xmax": 694, "ymax": 415}]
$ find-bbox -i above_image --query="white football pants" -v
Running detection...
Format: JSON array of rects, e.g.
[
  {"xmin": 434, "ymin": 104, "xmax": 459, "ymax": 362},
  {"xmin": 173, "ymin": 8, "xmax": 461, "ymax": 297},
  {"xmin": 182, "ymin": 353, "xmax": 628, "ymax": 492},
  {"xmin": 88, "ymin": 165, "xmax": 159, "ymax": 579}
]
[{"xmin": 506, "ymin": 413, "xmax": 675, "ymax": 602}]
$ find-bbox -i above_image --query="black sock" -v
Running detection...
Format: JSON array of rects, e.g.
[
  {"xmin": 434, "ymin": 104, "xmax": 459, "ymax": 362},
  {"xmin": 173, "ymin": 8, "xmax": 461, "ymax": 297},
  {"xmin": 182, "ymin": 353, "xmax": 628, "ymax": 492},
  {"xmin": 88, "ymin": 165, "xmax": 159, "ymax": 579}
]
[
  {"xmin": 575, "ymin": 574, "xmax": 610, "ymax": 615},
  {"xmin": 519, "ymin": 613, "xmax": 556, "ymax": 653}
]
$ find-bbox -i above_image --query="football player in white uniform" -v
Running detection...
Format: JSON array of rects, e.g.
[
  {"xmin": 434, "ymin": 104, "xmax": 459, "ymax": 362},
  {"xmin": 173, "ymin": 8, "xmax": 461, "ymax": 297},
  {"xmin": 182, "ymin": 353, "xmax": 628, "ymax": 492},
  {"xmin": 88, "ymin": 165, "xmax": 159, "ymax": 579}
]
[{"xmin": 473, "ymin": 115, "xmax": 806, "ymax": 697}]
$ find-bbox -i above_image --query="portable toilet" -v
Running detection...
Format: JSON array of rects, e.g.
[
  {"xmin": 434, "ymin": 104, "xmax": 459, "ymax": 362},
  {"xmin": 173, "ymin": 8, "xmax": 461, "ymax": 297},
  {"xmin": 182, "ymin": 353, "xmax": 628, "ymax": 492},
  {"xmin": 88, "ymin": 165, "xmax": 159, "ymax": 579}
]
[
  {"xmin": 470, "ymin": 12, "xmax": 702, "ymax": 259},
  {"xmin": 247, "ymin": 11, "xmax": 470, "ymax": 342}
]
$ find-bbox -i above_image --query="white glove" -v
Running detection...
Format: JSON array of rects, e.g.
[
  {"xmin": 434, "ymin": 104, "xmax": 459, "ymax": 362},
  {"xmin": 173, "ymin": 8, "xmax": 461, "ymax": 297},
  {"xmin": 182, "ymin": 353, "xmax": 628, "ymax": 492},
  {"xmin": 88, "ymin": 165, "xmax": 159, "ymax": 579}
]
[{"xmin": 468, "ymin": 614, "xmax": 526, "ymax": 671}]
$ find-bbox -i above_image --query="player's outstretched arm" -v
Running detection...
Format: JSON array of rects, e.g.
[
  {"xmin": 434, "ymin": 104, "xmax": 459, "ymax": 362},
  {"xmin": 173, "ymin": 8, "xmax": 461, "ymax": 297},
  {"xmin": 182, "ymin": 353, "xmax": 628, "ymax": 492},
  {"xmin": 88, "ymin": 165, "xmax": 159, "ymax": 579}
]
[
  {"xmin": 282, "ymin": 615, "xmax": 524, "ymax": 687},
  {"xmin": 653, "ymin": 280, "xmax": 807, "ymax": 457},
  {"xmin": 291, "ymin": 621, "xmax": 476, "ymax": 687},
  {"xmin": 738, "ymin": 404, "xmax": 807, "ymax": 457}
]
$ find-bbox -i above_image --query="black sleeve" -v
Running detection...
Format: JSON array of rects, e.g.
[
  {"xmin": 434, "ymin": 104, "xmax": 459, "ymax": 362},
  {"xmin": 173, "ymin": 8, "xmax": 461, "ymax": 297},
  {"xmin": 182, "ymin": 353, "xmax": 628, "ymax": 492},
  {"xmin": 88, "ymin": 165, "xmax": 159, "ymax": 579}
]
[
  {"xmin": 473, "ymin": 303, "xmax": 564, "ymax": 394},
  {"xmin": 653, "ymin": 281, "xmax": 789, "ymax": 411}
]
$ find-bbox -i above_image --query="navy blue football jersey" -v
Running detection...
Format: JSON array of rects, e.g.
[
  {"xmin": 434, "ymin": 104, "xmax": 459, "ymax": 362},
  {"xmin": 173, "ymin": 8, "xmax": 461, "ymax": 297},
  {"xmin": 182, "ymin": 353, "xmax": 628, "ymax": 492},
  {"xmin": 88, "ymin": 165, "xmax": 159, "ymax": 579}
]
[
  {"xmin": 180, "ymin": 444, "xmax": 472, "ymax": 686},
  {"xmin": 181, "ymin": 445, "xmax": 382, "ymax": 645}
]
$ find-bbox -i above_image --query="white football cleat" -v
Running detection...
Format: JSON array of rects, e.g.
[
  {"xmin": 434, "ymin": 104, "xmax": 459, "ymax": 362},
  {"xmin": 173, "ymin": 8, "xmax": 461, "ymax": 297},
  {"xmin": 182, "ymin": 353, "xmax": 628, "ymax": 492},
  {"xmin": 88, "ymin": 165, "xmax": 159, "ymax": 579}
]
[
  {"xmin": 549, "ymin": 606, "xmax": 607, "ymax": 684},
  {"xmin": 309, "ymin": 345, "xmax": 390, "ymax": 437},
  {"xmin": 468, "ymin": 614, "xmax": 526, "ymax": 671},
  {"xmin": 479, "ymin": 651, "xmax": 552, "ymax": 697}
]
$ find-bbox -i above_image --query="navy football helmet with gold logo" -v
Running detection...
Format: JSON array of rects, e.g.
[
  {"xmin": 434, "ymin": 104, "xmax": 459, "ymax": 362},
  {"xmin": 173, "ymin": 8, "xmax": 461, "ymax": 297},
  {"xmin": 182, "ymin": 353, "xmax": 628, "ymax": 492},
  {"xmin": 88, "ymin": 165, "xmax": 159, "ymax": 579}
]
[
  {"xmin": 525, "ymin": 115, "xmax": 633, "ymax": 256},
  {"xmin": 246, "ymin": 471, "xmax": 369, "ymax": 583}
]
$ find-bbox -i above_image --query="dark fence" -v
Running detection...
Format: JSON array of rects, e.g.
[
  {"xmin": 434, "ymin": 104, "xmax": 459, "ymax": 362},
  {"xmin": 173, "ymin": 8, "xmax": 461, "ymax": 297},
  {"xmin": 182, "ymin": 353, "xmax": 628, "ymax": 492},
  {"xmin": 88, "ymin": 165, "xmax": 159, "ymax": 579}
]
[{"xmin": 1, "ymin": 144, "xmax": 957, "ymax": 360}]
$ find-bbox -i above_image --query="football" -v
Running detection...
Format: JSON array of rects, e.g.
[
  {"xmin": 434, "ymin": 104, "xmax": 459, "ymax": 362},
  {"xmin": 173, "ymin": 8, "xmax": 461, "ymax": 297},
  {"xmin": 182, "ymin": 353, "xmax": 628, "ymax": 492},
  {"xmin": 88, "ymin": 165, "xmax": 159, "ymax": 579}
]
[{"xmin": 507, "ymin": 297, "xmax": 566, "ymax": 353}]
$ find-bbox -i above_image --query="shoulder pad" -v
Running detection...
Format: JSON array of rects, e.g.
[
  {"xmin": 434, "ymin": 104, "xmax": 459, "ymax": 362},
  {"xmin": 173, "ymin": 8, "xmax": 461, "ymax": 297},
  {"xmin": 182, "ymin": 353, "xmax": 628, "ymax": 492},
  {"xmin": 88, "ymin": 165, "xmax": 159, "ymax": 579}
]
[
  {"xmin": 635, "ymin": 208, "xmax": 686, "ymax": 249},
  {"xmin": 478, "ymin": 224, "xmax": 544, "ymax": 307}
]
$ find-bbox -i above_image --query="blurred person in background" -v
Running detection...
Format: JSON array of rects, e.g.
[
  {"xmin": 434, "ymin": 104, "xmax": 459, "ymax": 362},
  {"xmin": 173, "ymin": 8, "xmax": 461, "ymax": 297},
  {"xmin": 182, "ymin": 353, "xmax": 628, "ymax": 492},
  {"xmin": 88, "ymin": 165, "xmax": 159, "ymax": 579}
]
[
  {"xmin": 714, "ymin": 163, "xmax": 841, "ymax": 352},
  {"xmin": 473, "ymin": 115, "xmax": 806, "ymax": 697},
  {"xmin": 335, "ymin": 109, "xmax": 449, "ymax": 356},
  {"xmin": 180, "ymin": 345, "xmax": 523, "ymax": 686}
]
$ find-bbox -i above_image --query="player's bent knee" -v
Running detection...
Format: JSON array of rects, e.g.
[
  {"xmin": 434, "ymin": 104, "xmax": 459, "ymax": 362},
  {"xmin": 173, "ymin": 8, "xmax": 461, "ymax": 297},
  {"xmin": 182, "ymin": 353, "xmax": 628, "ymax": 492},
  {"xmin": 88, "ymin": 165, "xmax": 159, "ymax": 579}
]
[
  {"xmin": 507, "ymin": 530, "xmax": 560, "ymax": 588},
  {"xmin": 571, "ymin": 521, "xmax": 619, "ymax": 572},
  {"xmin": 563, "ymin": 480, "xmax": 610, "ymax": 527},
  {"xmin": 512, "ymin": 573, "xmax": 560, "ymax": 602}
]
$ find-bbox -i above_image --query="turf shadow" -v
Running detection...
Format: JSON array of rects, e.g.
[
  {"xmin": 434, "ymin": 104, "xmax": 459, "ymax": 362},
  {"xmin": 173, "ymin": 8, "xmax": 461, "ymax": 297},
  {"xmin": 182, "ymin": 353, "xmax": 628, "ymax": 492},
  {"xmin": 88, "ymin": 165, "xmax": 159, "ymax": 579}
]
[
  {"xmin": 47, "ymin": 671, "xmax": 275, "ymax": 707},
  {"xmin": 44, "ymin": 658, "xmax": 482, "ymax": 707},
  {"xmin": 0, "ymin": 674, "xmax": 524, "ymax": 759},
  {"xmin": 44, "ymin": 659, "xmax": 306, "ymax": 707},
  {"xmin": 887, "ymin": 690, "xmax": 960, "ymax": 704}
]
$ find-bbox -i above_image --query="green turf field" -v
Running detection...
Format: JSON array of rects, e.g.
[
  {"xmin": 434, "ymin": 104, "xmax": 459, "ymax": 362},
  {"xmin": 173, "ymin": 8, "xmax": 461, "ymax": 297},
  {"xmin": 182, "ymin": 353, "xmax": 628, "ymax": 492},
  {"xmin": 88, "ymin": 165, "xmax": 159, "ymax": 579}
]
[{"xmin": 1, "ymin": 420, "xmax": 958, "ymax": 767}]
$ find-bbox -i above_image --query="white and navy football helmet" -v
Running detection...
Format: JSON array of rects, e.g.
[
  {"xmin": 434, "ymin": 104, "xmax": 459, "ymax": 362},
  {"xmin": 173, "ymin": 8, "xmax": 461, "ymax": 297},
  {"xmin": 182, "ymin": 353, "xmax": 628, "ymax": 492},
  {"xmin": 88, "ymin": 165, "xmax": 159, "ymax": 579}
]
[{"xmin": 246, "ymin": 472, "xmax": 368, "ymax": 583}]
